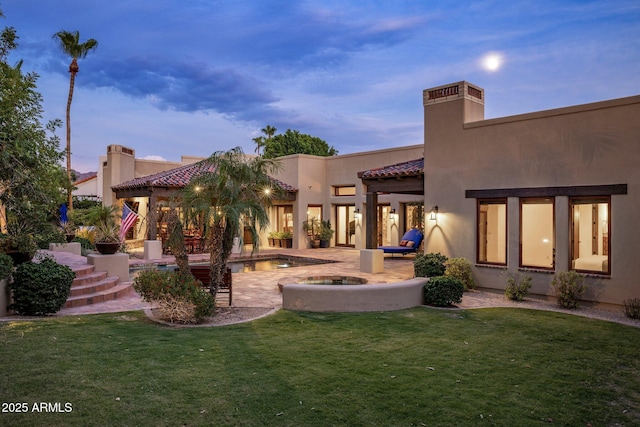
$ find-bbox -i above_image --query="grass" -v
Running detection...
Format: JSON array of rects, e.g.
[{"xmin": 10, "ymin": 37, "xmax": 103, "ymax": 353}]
[{"xmin": 1, "ymin": 307, "xmax": 639, "ymax": 426}]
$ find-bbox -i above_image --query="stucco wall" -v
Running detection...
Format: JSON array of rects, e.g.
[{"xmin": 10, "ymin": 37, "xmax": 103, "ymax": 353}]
[{"xmin": 423, "ymin": 86, "xmax": 640, "ymax": 305}]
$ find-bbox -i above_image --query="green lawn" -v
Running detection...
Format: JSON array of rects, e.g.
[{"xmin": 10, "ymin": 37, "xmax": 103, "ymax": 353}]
[{"xmin": 1, "ymin": 308, "xmax": 639, "ymax": 426}]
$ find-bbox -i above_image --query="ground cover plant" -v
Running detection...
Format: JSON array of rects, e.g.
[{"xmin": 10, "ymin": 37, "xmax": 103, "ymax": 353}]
[{"xmin": 1, "ymin": 308, "xmax": 639, "ymax": 426}]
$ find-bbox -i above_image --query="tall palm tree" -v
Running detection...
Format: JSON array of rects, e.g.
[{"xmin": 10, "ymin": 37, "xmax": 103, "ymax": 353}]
[
  {"xmin": 260, "ymin": 125, "xmax": 276, "ymax": 155},
  {"xmin": 52, "ymin": 30, "xmax": 98, "ymax": 212},
  {"xmin": 253, "ymin": 136, "xmax": 265, "ymax": 155},
  {"xmin": 181, "ymin": 147, "xmax": 282, "ymax": 296}
]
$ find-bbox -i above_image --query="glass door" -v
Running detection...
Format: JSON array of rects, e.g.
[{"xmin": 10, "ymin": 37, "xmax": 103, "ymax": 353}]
[{"xmin": 335, "ymin": 205, "xmax": 355, "ymax": 247}]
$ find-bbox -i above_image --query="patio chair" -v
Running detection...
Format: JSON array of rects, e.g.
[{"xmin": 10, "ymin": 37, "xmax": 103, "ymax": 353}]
[{"xmin": 378, "ymin": 228, "xmax": 424, "ymax": 256}]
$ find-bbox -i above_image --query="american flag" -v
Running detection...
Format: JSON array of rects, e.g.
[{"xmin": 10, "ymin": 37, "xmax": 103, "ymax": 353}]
[{"xmin": 119, "ymin": 203, "xmax": 139, "ymax": 241}]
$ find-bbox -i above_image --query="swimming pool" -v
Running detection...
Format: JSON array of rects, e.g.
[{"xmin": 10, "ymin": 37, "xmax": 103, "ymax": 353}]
[{"xmin": 130, "ymin": 256, "xmax": 335, "ymax": 276}]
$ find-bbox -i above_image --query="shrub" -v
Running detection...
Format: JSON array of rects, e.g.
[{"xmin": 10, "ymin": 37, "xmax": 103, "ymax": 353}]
[
  {"xmin": 414, "ymin": 252, "xmax": 448, "ymax": 278},
  {"xmin": 423, "ymin": 275, "xmax": 464, "ymax": 307},
  {"xmin": 444, "ymin": 258, "xmax": 475, "ymax": 290},
  {"xmin": 10, "ymin": 255, "xmax": 75, "ymax": 315},
  {"xmin": 623, "ymin": 298, "xmax": 640, "ymax": 320},
  {"xmin": 504, "ymin": 272, "xmax": 532, "ymax": 301},
  {"xmin": 0, "ymin": 252, "xmax": 14, "ymax": 281},
  {"xmin": 551, "ymin": 271, "xmax": 587, "ymax": 309},
  {"xmin": 134, "ymin": 269, "xmax": 215, "ymax": 323}
]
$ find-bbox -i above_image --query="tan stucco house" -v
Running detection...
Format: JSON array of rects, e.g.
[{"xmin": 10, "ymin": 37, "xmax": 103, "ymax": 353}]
[{"xmin": 101, "ymin": 80, "xmax": 638, "ymax": 306}]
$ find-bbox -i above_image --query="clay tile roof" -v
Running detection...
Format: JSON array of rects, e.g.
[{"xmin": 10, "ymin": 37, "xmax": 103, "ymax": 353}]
[
  {"xmin": 357, "ymin": 157, "xmax": 424, "ymax": 179},
  {"xmin": 111, "ymin": 159, "xmax": 297, "ymax": 192}
]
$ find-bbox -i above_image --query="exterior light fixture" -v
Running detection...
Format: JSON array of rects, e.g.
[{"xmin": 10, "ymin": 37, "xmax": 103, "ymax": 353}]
[
  {"xmin": 354, "ymin": 208, "xmax": 361, "ymax": 220},
  {"xmin": 429, "ymin": 206, "xmax": 439, "ymax": 221}
]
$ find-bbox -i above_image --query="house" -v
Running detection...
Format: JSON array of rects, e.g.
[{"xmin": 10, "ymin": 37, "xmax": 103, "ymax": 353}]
[
  {"xmin": 417, "ymin": 81, "xmax": 638, "ymax": 307},
  {"xmin": 101, "ymin": 80, "xmax": 639, "ymax": 306}
]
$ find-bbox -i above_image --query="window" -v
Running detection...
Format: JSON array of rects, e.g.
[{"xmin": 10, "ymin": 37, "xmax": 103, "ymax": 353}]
[
  {"xmin": 333, "ymin": 185, "xmax": 356, "ymax": 196},
  {"xmin": 520, "ymin": 198, "xmax": 555, "ymax": 269},
  {"xmin": 570, "ymin": 197, "xmax": 610, "ymax": 274},
  {"xmin": 405, "ymin": 203, "xmax": 424, "ymax": 232},
  {"xmin": 477, "ymin": 199, "xmax": 506, "ymax": 265},
  {"xmin": 275, "ymin": 205, "xmax": 293, "ymax": 233}
]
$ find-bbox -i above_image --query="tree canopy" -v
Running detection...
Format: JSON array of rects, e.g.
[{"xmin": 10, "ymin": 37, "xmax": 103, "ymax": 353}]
[
  {"xmin": 261, "ymin": 128, "xmax": 338, "ymax": 158},
  {"xmin": 0, "ymin": 9, "xmax": 67, "ymax": 234}
]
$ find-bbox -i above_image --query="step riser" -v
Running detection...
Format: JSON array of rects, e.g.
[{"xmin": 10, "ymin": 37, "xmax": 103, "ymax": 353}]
[
  {"xmin": 64, "ymin": 283, "xmax": 133, "ymax": 308},
  {"xmin": 72, "ymin": 272, "xmax": 108, "ymax": 287},
  {"xmin": 70, "ymin": 277, "xmax": 121, "ymax": 297}
]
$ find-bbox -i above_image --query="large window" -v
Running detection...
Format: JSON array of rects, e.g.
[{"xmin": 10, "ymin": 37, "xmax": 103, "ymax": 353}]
[
  {"xmin": 520, "ymin": 198, "xmax": 554, "ymax": 269},
  {"xmin": 305, "ymin": 205, "xmax": 322, "ymax": 236},
  {"xmin": 570, "ymin": 197, "xmax": 610, "ymax": 274},
  {"xmin": 477, "ymin": 199, "xmax": 506, "ymax": 265}
]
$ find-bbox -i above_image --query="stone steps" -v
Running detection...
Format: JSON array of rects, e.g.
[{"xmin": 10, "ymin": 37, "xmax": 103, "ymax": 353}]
[
  {"xmin": 65, "ymin": 282, "xmax": 134, "ymax": 308},
  {"xmin": 62, "ymin": 256, "xmax": 133, "ymax": 308}
]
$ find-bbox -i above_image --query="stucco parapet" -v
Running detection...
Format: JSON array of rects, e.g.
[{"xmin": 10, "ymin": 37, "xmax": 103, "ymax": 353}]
[{"xmin": 464, "ymin": 94, "xmax": 640, "ymax": 129}]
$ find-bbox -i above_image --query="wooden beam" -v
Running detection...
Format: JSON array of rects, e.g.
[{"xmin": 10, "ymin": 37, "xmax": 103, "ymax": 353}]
[
  {"xmin": 361, "ymin": 175, "xmax": 424, "ymax": 194},
  {"xmin": 465, "ymin": 184, "xmax": 627, "ymax": 199}
]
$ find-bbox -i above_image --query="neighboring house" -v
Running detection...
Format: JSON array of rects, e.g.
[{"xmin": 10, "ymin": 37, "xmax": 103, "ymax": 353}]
[
  {"xmin": 72, "ymin": 172, "xmax": 99, "ymax": 201},
  {"xmin": 102, "ymin": 80, "xmax": 639, "ymax": 306}
]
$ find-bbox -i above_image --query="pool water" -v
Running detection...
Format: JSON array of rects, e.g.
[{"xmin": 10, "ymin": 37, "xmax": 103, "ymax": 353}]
[{"xmin": 131, "ymin": 256, "xmax": 334, "ymax": 276}]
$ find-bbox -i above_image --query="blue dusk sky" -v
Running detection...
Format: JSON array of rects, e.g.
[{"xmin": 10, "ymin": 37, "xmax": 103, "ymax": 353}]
[{"xmin": 3, "ymin": 1, "xmax": 639, "ymax": 172}]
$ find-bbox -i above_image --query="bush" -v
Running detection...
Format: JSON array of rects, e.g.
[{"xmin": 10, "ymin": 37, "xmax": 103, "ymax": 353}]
[
  {"xmin": 504, "ymin": 272, "xmax": 532, "ymax": 301},
  {"xmin": 423, "ymin": 275, "xmax": 464, "ymax": 307},
  {"xmin": 0, "ymin": 252, "xmax": 14, "ymax": 281},
  {"xmin": 414, "ymin": 252, "xmax": 448, "ymax": 278},
  {"xmin": 444, "ymin": 258, "xmax": 475, "ymax": 290},
  {"xmin": 134, "ymin": 269, "xmax": 215, "ymax": 323},
  {"xmin": 551, "ymin": 271, "xmax": 587, "ymax": 309},
  {"xmin": 10, "ymin": 255, "xmax": 75, "ymax": 315},
  {"xmin": 623, "ymin": 298, "xmax": 640, "ymax": 320}
]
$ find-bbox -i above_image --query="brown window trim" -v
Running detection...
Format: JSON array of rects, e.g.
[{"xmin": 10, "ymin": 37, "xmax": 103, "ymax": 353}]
[
  {"xmin": 569, "ymin": 196, "xmax": 611, "ymax": 275},
  {"xmin": 466, "ymin": 184, "xmax": 626, "ymax": 199}
]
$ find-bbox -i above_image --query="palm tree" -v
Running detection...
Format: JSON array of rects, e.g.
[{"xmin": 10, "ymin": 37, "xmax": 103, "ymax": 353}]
[
  {"xmin": 253, "ymin": 136, "xmax": 265, "ymax": 155},
  {"xmin": 52, "ymin": 30, "xmax": 98, "ymax": 212},
  {"xmin": 181, "ymin": 147, "xmax": 282, "ymax": 296},
  {"xmin": 260, "ymin": 125, "xmax": 276, "ymax": 155}
]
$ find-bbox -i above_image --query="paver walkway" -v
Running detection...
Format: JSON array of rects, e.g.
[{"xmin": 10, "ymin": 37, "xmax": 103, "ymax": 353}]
[{"xmin": 52, "ymin": 247, "xmax": 416, "ymax": 316}]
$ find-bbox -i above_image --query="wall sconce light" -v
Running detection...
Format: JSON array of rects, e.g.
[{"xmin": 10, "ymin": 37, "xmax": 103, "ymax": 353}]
[
  {"xmin": 354, "ymin": 208, "xmax": 361, "ymax": 221},
  {"xmin": 429, "ymin": 206, "xmax": 439, "ymax": 221},
  {"xmin": 390, "ymin": 208, "xmax": 397, "ymax": 224}
]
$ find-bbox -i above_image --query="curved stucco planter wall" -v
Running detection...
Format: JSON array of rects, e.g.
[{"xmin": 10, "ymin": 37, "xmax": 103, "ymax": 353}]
[{"xmin": 282, "ymin": 277, "xmax": 428, "ymax": 313}]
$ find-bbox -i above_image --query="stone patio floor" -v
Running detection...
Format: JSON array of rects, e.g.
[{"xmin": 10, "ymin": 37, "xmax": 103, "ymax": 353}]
[{"xmin": 52, "ymin": 246, "xmax": 416, "ymax": 316}]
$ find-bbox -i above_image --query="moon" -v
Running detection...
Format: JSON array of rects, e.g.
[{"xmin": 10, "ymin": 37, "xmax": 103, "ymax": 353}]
[{"xmin": 482, "ymin": 53, "xmax": 503, "ymax": 72}]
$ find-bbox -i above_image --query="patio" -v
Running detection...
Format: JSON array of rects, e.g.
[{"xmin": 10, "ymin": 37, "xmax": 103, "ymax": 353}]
[{"xmin": 52, "ymin": 247, "xmax": 416, "ymax": 316}]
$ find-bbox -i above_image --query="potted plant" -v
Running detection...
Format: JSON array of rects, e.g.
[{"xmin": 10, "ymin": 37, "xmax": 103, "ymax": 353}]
[
  {"xmin": 59, "ymin": 220, "xmax": 76, "ymax": 242},
  {"xmin": 302, "ymin": 218, "xmax": 321, "ymax": 248},
  {"xmin": 318, "ymin": 220, "xmax": 334, "ymax": 248},
  {"xmin": 86, "ymin": 205, "xmax": 122, "ymax": 254},
  {"xmin": 268, "ymin": 231, "xmax": 278, "ymax": 247},
  {"xmin": 0, "ymin": 221, "xmax": 38, "ymax": 265},
  {"xmin": 281, "ymin": 231, "xmax": 293, "ymax": 248},
  {"xmin": 94, "ymin": 221, "xmax": 122, "ymax": 254}
]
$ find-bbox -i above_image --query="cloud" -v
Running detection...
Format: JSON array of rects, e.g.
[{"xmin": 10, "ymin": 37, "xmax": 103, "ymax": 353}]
[
  {"xmin": 142, "ymin": 155, "xmax": 167, "ymax": 162},
  {"xmin": 43, "ymin": 55, "xmax": 281, "ymax": 119}
]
